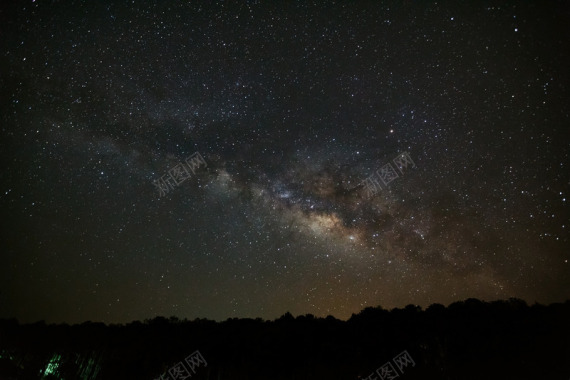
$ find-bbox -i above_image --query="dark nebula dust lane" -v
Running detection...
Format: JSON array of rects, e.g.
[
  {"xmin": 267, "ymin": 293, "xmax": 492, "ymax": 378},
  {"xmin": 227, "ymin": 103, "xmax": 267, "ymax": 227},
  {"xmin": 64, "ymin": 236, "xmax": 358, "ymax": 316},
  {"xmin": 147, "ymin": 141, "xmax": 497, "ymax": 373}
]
[{"xmin": 0, "ymin": 1, "xmax": 568, "ymax": 324}]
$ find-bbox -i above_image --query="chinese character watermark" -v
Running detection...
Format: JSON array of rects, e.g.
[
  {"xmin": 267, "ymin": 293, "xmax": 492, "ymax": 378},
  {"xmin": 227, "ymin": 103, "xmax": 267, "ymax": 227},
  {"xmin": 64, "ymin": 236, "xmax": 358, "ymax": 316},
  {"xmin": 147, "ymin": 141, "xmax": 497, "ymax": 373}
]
[
  {"xmin": 153, "ymin": 350, "xmax": 207, "ymax": 380},
  {"xmin": 392, "ymin": 350, "xmax": 415, "ymax": 373},
  {"xmin": 362, "ymin": 350, "xmax": 415, "ymax": 380},
  {"xmin": 152, "ymin": 152, "xmax": 207, "ymax": 198},
  {"xmin": 376, "ymin": 362, "xmax": 399, "ymax": 380},
  {"xmin": 359, "ymin": 152, "xmax": 416, "ymax": 198}
]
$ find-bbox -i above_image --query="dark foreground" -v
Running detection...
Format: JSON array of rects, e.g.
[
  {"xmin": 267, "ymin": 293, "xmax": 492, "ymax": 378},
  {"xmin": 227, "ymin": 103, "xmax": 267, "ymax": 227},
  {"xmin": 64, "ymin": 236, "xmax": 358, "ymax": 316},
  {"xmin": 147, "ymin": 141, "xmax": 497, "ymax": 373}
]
[{"xmin": 1, "ymin": 298, "xmax": 569, "ymax": 380}]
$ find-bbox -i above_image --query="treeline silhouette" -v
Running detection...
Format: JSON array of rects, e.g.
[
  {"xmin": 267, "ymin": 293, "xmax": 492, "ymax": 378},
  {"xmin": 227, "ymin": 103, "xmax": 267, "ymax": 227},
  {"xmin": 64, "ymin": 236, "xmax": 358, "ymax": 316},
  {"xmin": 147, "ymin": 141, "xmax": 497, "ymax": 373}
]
[{"xmin": 0, "ymin": 298, "xmax": 569, "ymax": 380}]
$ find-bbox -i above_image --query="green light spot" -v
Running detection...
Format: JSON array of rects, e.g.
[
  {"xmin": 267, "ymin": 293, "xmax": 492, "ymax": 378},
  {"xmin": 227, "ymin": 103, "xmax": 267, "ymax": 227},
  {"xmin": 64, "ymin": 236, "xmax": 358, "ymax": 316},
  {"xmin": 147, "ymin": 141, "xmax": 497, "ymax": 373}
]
[{"xmin": 42, "ymin": 354, "xmax": 62, "ymax": 378}]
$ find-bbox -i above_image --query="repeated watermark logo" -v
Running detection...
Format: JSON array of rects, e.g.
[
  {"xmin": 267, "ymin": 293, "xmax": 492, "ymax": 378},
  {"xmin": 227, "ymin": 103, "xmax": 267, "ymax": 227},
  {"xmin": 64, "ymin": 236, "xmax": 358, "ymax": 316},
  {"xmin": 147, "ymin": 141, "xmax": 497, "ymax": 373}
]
[
  {"xmin": 360, "ymin": 152, "xmax": 416, "ymax": 198},
  {"xmin": 152, "ymin": 152, "xmax": 208, "ymax": 198},
  {"xmin": 153, "ymin": 350, "xmax": 207, "ymax": 380},
  {"xmin": 362, "ymin": 350, "xmax": 415, "ymax": 380}
]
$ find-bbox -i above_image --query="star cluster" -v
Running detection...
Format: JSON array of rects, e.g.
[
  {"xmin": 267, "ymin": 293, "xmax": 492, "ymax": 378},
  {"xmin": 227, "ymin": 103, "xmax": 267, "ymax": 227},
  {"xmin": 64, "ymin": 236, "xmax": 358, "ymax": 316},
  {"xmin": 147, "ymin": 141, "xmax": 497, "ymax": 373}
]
[{"xmin": 0, "ymin": 1, "xmax": 568, "ymax": 323}]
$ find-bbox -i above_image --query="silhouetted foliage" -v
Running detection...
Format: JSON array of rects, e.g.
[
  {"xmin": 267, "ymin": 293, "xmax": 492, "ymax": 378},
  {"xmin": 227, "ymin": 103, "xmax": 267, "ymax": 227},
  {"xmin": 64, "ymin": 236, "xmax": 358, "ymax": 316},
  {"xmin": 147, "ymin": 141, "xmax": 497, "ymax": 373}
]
[{"xmin": 0, "ymin": 298, "xmax": 568, "ymax": 379}]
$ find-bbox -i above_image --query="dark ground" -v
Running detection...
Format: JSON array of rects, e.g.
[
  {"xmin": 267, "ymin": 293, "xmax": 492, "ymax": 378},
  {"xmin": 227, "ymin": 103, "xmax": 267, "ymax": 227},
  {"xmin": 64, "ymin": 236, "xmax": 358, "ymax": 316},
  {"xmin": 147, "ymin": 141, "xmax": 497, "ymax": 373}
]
[{"xmin": 0, "ymin": 298, "xmax": 569, "ymax": 380}]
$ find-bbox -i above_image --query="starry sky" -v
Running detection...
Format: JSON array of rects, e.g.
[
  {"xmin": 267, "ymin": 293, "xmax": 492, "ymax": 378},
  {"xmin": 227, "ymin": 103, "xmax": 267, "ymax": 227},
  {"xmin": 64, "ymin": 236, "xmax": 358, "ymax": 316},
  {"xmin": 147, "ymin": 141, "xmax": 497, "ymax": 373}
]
[{"xmin": 1, "ymin": 1, "xmax": 569, "ymax": 324}]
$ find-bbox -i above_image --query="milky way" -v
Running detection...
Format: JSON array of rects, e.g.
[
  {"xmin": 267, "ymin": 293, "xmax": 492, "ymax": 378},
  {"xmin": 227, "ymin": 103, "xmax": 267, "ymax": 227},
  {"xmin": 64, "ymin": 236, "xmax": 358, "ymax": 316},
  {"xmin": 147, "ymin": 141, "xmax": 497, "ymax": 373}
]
[{"xmin": 1, "ymin": 1, "xmax": 568, "ymax": 323}]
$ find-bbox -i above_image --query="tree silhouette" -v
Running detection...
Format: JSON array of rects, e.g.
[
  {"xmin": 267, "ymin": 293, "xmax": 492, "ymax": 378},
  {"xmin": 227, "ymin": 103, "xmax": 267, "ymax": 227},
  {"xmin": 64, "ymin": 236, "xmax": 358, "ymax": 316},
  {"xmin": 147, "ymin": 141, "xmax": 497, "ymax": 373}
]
[{"xmin": 0, "ymin": 298, "xmax": 569, "ymax": 379}]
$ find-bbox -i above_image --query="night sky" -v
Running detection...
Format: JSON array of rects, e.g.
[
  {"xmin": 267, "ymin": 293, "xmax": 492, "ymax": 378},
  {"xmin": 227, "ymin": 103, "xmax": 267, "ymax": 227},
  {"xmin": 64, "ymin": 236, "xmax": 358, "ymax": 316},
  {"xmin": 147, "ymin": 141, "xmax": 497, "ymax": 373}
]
[{"xmin": 1, "ymin": 1, "xmax": 568, "ymax": 324}]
